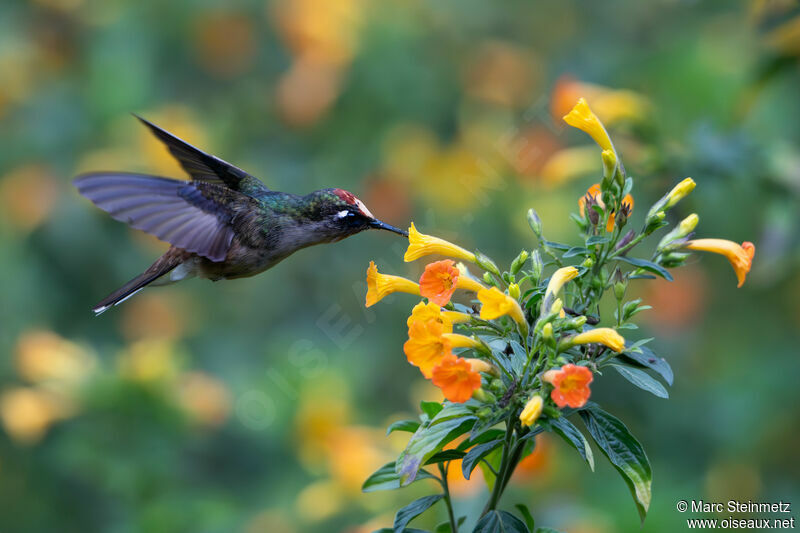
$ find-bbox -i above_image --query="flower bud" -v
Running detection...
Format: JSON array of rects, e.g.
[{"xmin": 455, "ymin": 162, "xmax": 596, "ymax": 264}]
[
  {"xmin": 659, "ymin": 251, "xmax": 690, "ymax": 268},
  {"xmin": 530, "ymin": 250, "xmax": 543, "ymax": 283},
  {"xmin": 644, "ymin": 211, "xmax": 666, "ymax": 235},
  {"xmin": 678, "ymin": 213, "xmax": 699, "ymax": 235},
  {"xmin": 489, "ymin": 378, "xmax": 505, "ymax": 393},
  {"xmin": 476, "ymin": 406, "xmax": 492, "ymax": 419},
  {"xmin": 566, "ymin": 315, "xmax": 587, "ymax": 330},
  {"xmin": 510, "ymin": 250, "xmax": 529, "ymax": 274},
  {"xmin": 582, "ymin": 256, "xmax": 594, "ymax": 268},
  {"xmin": 527, "ymin": 208, "xmax": 543, "ymax": 238},
  {"xmin": 550, "ymin": 297, "xmax": 563, "ymax": 316},
  {"xmin": 664, "ymin": 178, "xmax": 696, "ymax": 210},
  {"xmin": 472, "ymin": 388, "xmax": 496, "ymax": 403},
  {"xmin": 542, "ymin": 322, "xmax": 555, "ymax": 347},
  {"xmin": 645, "ymin": 178, "xmax": 696, "ymax": 228},
  {"xmin": 584, "ymin": 193, "xmax": 600, "ymax": 226},
  {"xmin": 508, "ymin": 283, "xmax": 521, "ymax": 300},
  {"xmin": 519, "ymin": 394, "xmax": 544, "ymax": 427},
  {"xmin": 613, "ymin": 270, "xmax": 626, "ymax": 301},
  {"xmin": 482, "ymin": 271, "xmax": 495, "ymax": 286},
  {"xmin": 658, "ymin": 213, "xmax": 699, "ymax": 251},
  {"xmin": 475, "ymin": 252, "xmax": 501, "ymax": 276},
  {"xmin": 615, "ymin": 229, "xmax": 636, "ymax": 253},
  {"xmin": 615, "ymin": 201, "xmax": 631, "ymax": 229},
  {"xmin": 601, "ymin": 149, "xmax": 617, "ymax": 187}
]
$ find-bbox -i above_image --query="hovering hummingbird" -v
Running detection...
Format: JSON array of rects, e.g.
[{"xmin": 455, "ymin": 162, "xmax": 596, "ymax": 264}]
[{"xmin": 75, "ymin": 116, "xmax": 407, "ymax": 315}]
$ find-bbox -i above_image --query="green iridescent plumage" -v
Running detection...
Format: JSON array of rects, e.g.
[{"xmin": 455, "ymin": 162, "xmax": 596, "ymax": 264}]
[{"xmin": 75, "ymin": 118, "xmax": 407, "ymax": 315}]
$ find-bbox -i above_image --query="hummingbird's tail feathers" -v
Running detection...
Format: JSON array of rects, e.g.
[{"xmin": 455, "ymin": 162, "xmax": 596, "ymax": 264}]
[
  {"xmin": 133, "ymin": 115, "xmax": 270, "ymax": 196},
  {"xmin": 74, "ymin": 173, "xmax": 234, "ymax": 262},
  {"xmin": 92, "ymin": 250, "xmax": 187, "ymax": 315}
]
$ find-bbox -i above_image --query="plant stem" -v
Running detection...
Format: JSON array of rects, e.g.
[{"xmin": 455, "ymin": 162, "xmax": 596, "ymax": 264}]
[
  {"xmin": 609, "ymin": 232, "xmax": 645, "ymax": 259},
  {"xmin": 438, "ymin": 463, "xmax": 458, "ymax": 533},
  {"xmin": 481, "ymin": 415, "xmax": 516, "ymax": 516}
]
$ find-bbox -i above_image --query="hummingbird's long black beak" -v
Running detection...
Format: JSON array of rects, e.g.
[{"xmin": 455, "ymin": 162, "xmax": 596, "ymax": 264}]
[{"xmin": 370, "ymin": 219, "xmax": 408, "ymax": 237}]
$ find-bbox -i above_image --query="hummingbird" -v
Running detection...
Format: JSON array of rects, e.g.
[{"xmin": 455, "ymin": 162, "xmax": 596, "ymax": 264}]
[{"xmin": 74, "ymin": 116, "xmax": 408, "ymax": 315}]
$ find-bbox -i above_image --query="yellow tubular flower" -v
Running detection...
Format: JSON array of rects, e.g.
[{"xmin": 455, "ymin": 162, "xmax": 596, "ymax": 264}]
[
  {"xmin": 456, "ymin": 275, "xmax": 485, "ymax": 293},
  {"xmin": 568, "ymin": 327, "xmax": 626, "ymax": 353},
  {"xmin": 441, "ymin": 333, "xmax": 482, "ymax": 350},
  {"xmin": 664, "ymin": 178, "xmax": 696, "ymax": 209},
  {"xmin": 563, "ymin": 98, "xmax": 615, "ymax": 153},
  {"xmin": 519, "ymin": 394, "xmax": 543, "ymax": 427},
  {"xmin": 478, "ymin": 287, "xmax": 526, "ymax": 322},
  {"xmin": 405, "ymin": 223, "xmax": 477, "ymax": 263},
  {"xmin": 542, "ymin": 266, "xmax": 579, "ymax": 313},
  {"xmin": 407, "ymin": 301, "xmax": 453, "ymax": 332},
  {"xmin": 464, "ymin": 358, "xmax": 498, "ymax": 376},
  {"xmin": 441, "ymin": 310, "xmax": 471, "ymax": 324},
  {"xmin": 685, "ymin": 239, "xmax": 755, "ymax": 288},
  {"xmin": 365, "ymin": 261, "xmax": 420, "ymax": 307}
]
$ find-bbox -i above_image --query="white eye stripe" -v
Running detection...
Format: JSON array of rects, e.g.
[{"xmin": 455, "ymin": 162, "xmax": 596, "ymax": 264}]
[{"xmin": 335, "ymin": 210, "xmax": 350, "ymax": 219}]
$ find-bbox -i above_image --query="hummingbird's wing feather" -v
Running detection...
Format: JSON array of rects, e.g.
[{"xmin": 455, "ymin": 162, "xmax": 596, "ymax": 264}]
[
  {"xmin": 134, "ymin": 115, "xmax": 270, "ymax": 197},
  {"xmin": 74, "ymin": 173, "xmax": 238, "ymax": 262}
]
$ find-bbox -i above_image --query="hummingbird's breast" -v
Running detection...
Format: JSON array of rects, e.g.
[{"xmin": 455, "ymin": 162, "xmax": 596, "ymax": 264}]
[{"xmin": 192, "ymin": 218, "xmax": 334, "ymax": 280}]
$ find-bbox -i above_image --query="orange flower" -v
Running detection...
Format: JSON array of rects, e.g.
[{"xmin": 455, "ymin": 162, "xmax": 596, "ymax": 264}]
[
  {"xmin": 404, "ymin": 320, "xmax": 452, "ymax": 378},
  {"xmin": 578, "ymin": 183, "xmax": 634, "ymax": 232},
  {"xmin": 431, "ymin": 354, "xmax": 482, "ymax": 403},
  {"xmin": 685, "ymin": 239, "xmax": 755, "ymax": 288},
  {"xmin": 419, "ymin": 260, "xmax": 460, "ymax": 306},
  {"xmin": 542, "ymin": 364, "xmax": 593, "ymax": 408}
]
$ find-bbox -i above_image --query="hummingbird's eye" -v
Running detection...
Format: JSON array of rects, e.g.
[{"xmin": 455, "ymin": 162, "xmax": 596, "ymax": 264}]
[{"xmin": 335, "ymin": 210, "xmax": 352, "ymax": 219}]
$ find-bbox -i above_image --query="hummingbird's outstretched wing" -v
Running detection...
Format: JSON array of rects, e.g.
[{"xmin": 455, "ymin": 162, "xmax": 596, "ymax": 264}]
[
  {"xmin": 134, "ymin": 115, "xmax": 270, "ymax": 197},
  {"xmin": 74, "ymin": 173, "xmax": 246, "ymax": 262}
]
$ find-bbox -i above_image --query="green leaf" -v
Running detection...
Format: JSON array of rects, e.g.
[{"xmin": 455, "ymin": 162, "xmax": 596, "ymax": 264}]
[
  {"xmin": 473, "ymin": 510, "xmax": 530, "ymax": 532},
  {"xmin": 542, "ymin": 240, "xmax": 571, "ymax": 251},
  {"xmin": 579, "ymin": 405, "xmax": 652, "ymax": 523},
  {"xmin": 563, "ymin": 247, "xmax": 589, "ymax": 258},
  {"xmin": 421, "ymin": 401, "xmax": 444, "ymax": 419},
  {"xmin": 610, "ymin": 364, "xmax": 669, "ymax": 398},
  {"xmin": 461, "ymin": 439, "xmax": 502, "ymax": 479},
  {"xmin": 387, "ymin": 420, "xmax": 421, "ymax": 435},
  {"xmin": 616, "ymin": 256, "xmax": 673, "ymax": 281},
  {"xmin": 393, "ymin": 494, "xmax": 443, "ymax": 533},
  {"xmin": 548, "ymin": 417, "xmax": 594, "ymax": 471},
  {"xmin": 435, "ymin": 516, "xmax": 466, "ymax": 533},
  {"xmin": 514, "ymin": 504, "xmax": 535, "ymax": 531},
  {"xmin": 458, "ymin": 428, "xmax": 504, "ymax": 451},
  {"xmin": 622, "ymin": 176, "xmax": 634, "ymax": 198},
  {"xmin": 372, "ymin": 527, "xmax": 428, "ymax": 533},
  {"xmin": 397, "ymin": 404, "xmax": 477, "ymax": 486},
  {"xmin": 478, "ymin": 446, "xmax": 503, "ymax": 491},
  {"xmin": 362, "ymin": 461, "xmax": 436, "ymax": 492},
  {"xmin": 425, "ymin": 450, "xmax": 466, "ymax": 465},
  {"xmin": 507, "ymin": 341, "xmax": 527, "ymax": 375},
  {"xmin": 535, "ymin": 528, "xmax": 565, "ymax": 533},
  {"xmin": 622, "ymin": 345, "xmax": 673, "ymax": 386},
  {"xmin": 586, "ymin": 235, "xmax": 610, "ymax": 246}
]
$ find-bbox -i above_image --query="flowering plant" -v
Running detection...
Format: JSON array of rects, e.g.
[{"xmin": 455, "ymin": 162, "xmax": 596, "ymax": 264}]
[{"xmin": 361, "ymin": 98, "xmax": 754, "ymax": 533}]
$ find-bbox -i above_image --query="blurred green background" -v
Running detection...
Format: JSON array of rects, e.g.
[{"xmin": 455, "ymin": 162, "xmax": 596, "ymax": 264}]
[{"xmin": 1, "ymin": 0, "xmax": 799, "ymax": 531}]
